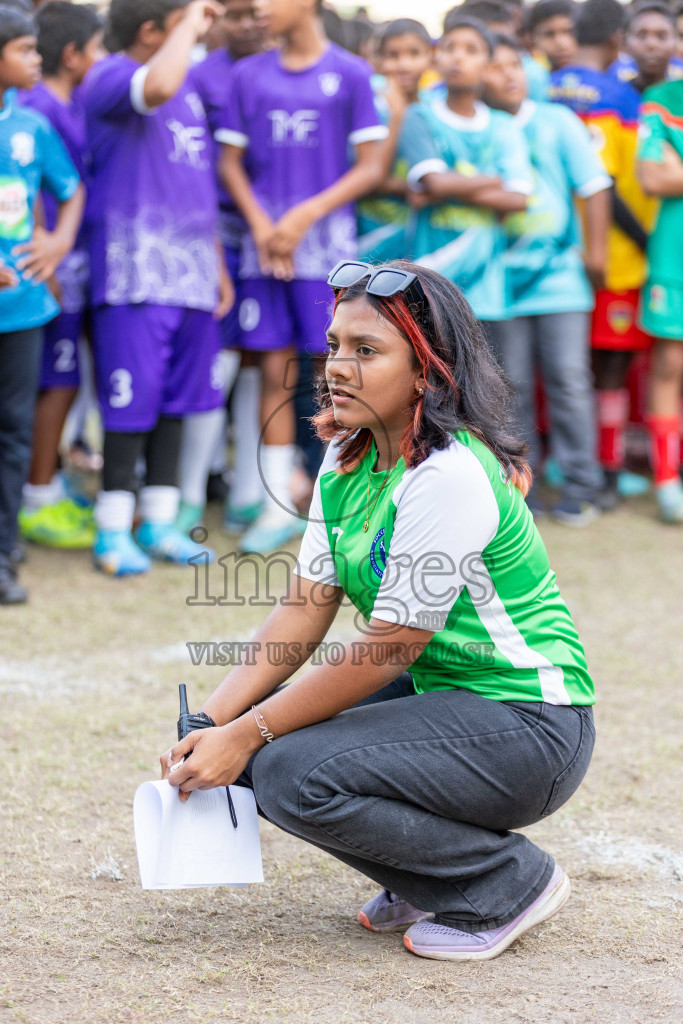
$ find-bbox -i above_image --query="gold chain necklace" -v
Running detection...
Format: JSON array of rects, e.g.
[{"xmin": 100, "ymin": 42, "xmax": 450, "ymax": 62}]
[{"xmin": 362, "ymin": 459, "xmax": 398, "ymax": 533}]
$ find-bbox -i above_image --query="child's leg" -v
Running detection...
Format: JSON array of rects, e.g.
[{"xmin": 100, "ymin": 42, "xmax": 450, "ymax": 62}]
[
  {"xmin": 648, "ymin": 337, "xmax": 683, "ymax": 519},
  {"xmin": 177, "ymin": 349, "xmax": 240, "ymax": 531},
  {"xmin": 0, "ymin": 327, "xmax": 43, "ymax": 600},
  {"xmin": 234, "ymin": 279, "xmax": 303, "ymax": 552},
  {"xmin": 226, "ymin": 352, "xmax": 265, "ymax": 525},
  {"xmin": 535, "ymin": 311, "xmax": 602, "ymax": 508},
  {"xmin": 92, "ymin": 305, "xmax": 171, "ymax": 573},
  {"xmin": 21, "ymin": 312, "xmax": 85, "ymax": 536},
  {"xmin": 590, "ymin": 290, "xmax": 652, "ymax": 505},
  {"xmin": 486, "ymin": 317, "xmax": 540, "ymax": 472}
]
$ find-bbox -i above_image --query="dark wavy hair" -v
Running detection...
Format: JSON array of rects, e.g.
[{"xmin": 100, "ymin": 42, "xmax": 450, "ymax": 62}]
[{"xmin": 312, "ymin": 261, "xmax": 531, "ymax": 495}]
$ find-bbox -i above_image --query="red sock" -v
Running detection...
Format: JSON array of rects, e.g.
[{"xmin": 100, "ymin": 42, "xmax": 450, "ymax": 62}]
[
  {"xmin": 597, "ymin": 389, "xmax": 629, "ymax": 471},
  {"xmin": 648, "ymin": 415, "xmax": 682, "ymax": 485}
]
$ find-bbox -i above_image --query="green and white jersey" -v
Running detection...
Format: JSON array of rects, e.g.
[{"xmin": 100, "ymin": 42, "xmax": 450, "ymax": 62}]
[
  {"xmin": 296, "ymin": 430, "xmax": 594, "ymax": 705},
  {"xmin": 639, "ymin": 81, "xmax": 683, "ymax": 289}
]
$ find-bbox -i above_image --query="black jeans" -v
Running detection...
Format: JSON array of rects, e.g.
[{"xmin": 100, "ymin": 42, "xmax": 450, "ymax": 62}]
[
  {"xmin": 0, "ymin": 328, "xmax": 43, "ymax": 556},
  {"xmin": 241, "ymin": 674, "xmax": 595, "ymax": 932}
]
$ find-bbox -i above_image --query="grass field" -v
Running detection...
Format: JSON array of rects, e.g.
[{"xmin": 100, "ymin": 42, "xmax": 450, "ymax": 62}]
[{"xmin": 1, "ymin": 492, "xmax": 681, "ymax": 1024}]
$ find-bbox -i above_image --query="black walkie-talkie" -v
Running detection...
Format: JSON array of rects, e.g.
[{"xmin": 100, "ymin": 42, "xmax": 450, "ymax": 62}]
[{"xmin": 177, "ymin": 683, "xmax": 238, "ymax": 828}]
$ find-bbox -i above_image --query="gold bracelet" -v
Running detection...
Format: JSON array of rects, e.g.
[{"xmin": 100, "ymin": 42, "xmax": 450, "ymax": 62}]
[{"xmin": 251, "ymin": 705, "xmax": 274, "ymax": 744}]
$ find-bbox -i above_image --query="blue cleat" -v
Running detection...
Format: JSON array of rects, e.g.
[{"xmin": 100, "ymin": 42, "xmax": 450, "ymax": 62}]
[
  {"xmin": 94, "ymin": 530, "xmax": 151, "ymax": 576},
  {"xmin": 617, "ymin": 470, "xmax": 651, "ymax": 498},
  {"xmin": 238, "ymin": 512, "xmax": 306, "ymax": 555},
  {"xmin": 135, "ymin": 521, "xmax": 216, "ymax": 563},
  {"xmin": 655, "ymin": 480, "xmax": 683, "ymax": 523},
  {"xmin": 224, "ymin": 500, "xmax": 263, "ymax": 533},
  {"xmin": 175, "ymin": 501, "xmax": 205, "ymax": 535},
  {"xmin": 543, "ymin": 457, "xmax": 565, "ymax": 489}
]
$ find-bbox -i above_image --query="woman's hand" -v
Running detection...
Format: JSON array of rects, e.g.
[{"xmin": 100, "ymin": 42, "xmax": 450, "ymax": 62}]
[{"xmin": 163, "ymin": 718, "xmax": 263, "ymax": 802}]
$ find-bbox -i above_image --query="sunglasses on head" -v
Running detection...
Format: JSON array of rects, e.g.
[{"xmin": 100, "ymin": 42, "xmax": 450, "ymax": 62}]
[{"xmin": 327, "ymin": 260, "xmax": 429, "ymax": 315}]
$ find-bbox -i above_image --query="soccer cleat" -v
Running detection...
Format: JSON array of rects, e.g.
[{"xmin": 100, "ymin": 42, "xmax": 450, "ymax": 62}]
[
  {"xmin": 237, "ymin": 511, "xmax": 306, "ymax": 555},
  {"xmin": 403, "ymin": 865, "xmax": 571, "ymax": 962},
  {"xmin": 135, "ymin": 521, "xmax": 216, "ymax": 563},
  {"xmin": 358, "ymin": 890, "xmax": 430, "ymax": 933},
  {"xmin": 0, "ymin": 555, "xmax": 28, "ymax": 605},
  {"xmin": 223, "ymin": 500, "xmax": 263, "ymax": 533},
  {"xmin": 550, "ymin": 494, "xmax": 600, "ymax": 527},
  {"xmin": 94, "ymin": 530, "xmax": 151, "ymax": 576},
  {"xmin": 543, "ymin": 457, "xmax": 565, "ymax": 489},
  {"xmin": 175, "ymin": 501, "xmax": 205, "ymax": 536},
  {"xmin": 655, "ymin": 479, "xmax": 683, "ymax": 523},
  {"xmin": 19, "ymin": 499, "xmax": 96, "ymax": 549},
  {"xmin": 596, "ymin": 470, "xmax": 620, "ymax": 512},
  {"xmin": 617, "ymin": 470, "xmax": 651, "ymax": 498}
]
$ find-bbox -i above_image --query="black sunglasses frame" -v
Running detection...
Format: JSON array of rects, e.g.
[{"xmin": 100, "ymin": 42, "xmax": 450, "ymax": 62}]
[{"xmin": 327, "ymin": 260, "xmax": 429, "ymax": 316}]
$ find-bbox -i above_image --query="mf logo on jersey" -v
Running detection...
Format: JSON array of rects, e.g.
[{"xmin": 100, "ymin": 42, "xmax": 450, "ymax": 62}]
[
  {"xmin": 319, "ymin": 72, "xmax": 341, "ymax": 96},
  {"xmin": 166, "ymin": 119, "xmax": 208, "ymax": 169},
  {"xmin": 267, "ymin": 109, "xmax": 320, "ymax": 145}
]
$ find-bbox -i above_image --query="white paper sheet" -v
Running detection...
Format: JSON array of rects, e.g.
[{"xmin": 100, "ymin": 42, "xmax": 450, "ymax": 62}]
[{"xmin": 134, "ymin": 780, "xmax": 263, "ymax": 889}]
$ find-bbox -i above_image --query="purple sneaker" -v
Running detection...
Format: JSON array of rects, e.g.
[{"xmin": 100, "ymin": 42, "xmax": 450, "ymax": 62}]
[
  {"xmin": 403, "ymin": 865, "xmax": 570, "ymax": 961},
  {"xmin": 358, "ymin": 890, "xmax": 430, "ymax": 933}
]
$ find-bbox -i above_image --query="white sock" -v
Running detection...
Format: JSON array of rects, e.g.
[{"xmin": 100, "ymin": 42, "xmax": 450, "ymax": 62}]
[
  {"xmin": 23, "ymin": 475, "xmax": 66, "ymax": 512},
  {"xmin": 94, "ymin": 490, "xmax": 136, "ymax": 533},
  {"xmin": 231, "ymin": 366, "xmax": 265, "ymax": 507},
  {"xmin": 261, "ymin": 443, "xmax": 296, "ymax": 519},
  {"xmin": 138, "ymin": 485, "xmax": 180, "ymax": 525},
  {"xmin": 179, "ymin": 409, "xmax": 227, "ymax": 507}
]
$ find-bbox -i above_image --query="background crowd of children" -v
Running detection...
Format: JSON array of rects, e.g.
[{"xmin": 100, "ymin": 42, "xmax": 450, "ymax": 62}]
[{"xmin": 1, "ymin": 0, "xmax": 683, "ymax": 604}]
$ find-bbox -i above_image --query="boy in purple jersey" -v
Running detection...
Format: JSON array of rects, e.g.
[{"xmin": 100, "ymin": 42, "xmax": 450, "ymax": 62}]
[
  {"xmin": 82, "ymin": 0, "xmax": 234, "ymax": 576},
  {"xmin": 18, "ymin": 2, "xmax": 104, "ymax": 551},
  {"xmin": 218, "ymin": 0, "xmax": 387, "ymax": 555},
  {"xmin": 176, "ymin": 0, "xmax": 267, "ymax": 537}
]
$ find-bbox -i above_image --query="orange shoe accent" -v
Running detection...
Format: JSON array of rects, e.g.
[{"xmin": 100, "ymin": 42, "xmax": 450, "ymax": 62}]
[
  {"xmin": 357, "ymin": 911, "xmax": 380, "ymax": 932},
  {"xmin": 404, "ymin": 935, "xmax": 416, "ymax": 953}
]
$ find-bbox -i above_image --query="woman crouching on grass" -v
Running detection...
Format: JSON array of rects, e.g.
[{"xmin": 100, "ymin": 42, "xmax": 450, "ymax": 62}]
[{"xmin": 161, "ymin": 261, "xmax": 596, "ymax": 962}]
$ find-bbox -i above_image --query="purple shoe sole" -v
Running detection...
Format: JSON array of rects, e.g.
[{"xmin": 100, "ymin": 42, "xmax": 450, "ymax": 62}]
[{"xmin": 404, "ymin": 866, "xmax": 571, "ymax": 961}]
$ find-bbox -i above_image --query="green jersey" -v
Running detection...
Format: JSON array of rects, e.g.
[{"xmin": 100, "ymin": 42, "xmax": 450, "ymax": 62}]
[
  {"xmin": 296, "ymin": 431, "xmax": 594, "ymax": 705},
  {"xmin": 639, "ymin": 81, "xmax": 683, "ymax": 288}
]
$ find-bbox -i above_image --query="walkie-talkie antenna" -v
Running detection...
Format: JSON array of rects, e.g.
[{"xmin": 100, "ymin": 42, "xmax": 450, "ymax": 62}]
[{"xmin": 179, "ymin": 683, "xmax": 189, "ymax": 719}]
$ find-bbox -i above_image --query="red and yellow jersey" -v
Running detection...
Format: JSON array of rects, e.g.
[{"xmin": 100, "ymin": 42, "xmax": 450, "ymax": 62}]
[{"xmin": 550, "ymin": 65, "xmax": 657, "ymax": 290}]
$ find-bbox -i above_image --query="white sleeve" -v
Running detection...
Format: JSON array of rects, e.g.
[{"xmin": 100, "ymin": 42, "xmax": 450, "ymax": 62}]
[
  {"xmin": 130, "ymin": 66, "xmax": 155, "ymax": 116},
  {"xmin": 294, "ymin": 443, "xmax": 341, "ymax": 588},
  {"xmin": 371, "ymin": 443, "xmax": 500, "ymax": 629}
]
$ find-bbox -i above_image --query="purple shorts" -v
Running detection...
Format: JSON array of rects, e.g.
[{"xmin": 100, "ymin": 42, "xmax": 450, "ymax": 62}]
[
  {"xmin": 236, "ymin": 278, "xmax": 332, "ymax": 354},
  {"xmin": 39, "ymin": 311, "xmax": 84, "ymax": 391},
  {"xmin": 93, "ymin": 304, "xmax": 223, "ymax": 432}
]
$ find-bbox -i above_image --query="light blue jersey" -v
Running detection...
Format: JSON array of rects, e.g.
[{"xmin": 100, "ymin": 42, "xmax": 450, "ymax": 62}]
[
  {"xmin": 503, "ymin": 100, "xmax": 611, "ymax": 318},
  {"xmin": 357, "ymin": 82, "xmax": 411, "ymax": 263},
  {"xmin": 521, "ymin": 53, "xmax": 550, "ymax": 102},
  {"xmin": 400, "ymin": 99, "xmax": 533, "ymax": 321},
  {"xmin": 0, "ymin": 90, "xmax": 79, "ymax": 332}
]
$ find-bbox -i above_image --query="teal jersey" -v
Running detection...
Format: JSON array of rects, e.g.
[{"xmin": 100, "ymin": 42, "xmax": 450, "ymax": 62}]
[
  {"xmin": 399, "ymin": 100, "xmax": 533, "ymax": 321},
  {"xmin": 521, "ymin": 53, "xmax": 550, "ymax": 103},
  {"xmin": 639, "ymin": 82, "xmax": 683, "ymax": 289},
  {"xmin": 356, "ymin": 89, "xmax": 411, "ymax": 263},
  {"xmin": 0, "ymin": 90, "xmax": 79, "ymax": 332},
  {"xmin": 504, "ymin": 100, "xmax": 611, "ymax": 317},
  {"xmin": 296, "ymin": 431, "xmax": 594, "ymax": 705}
]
